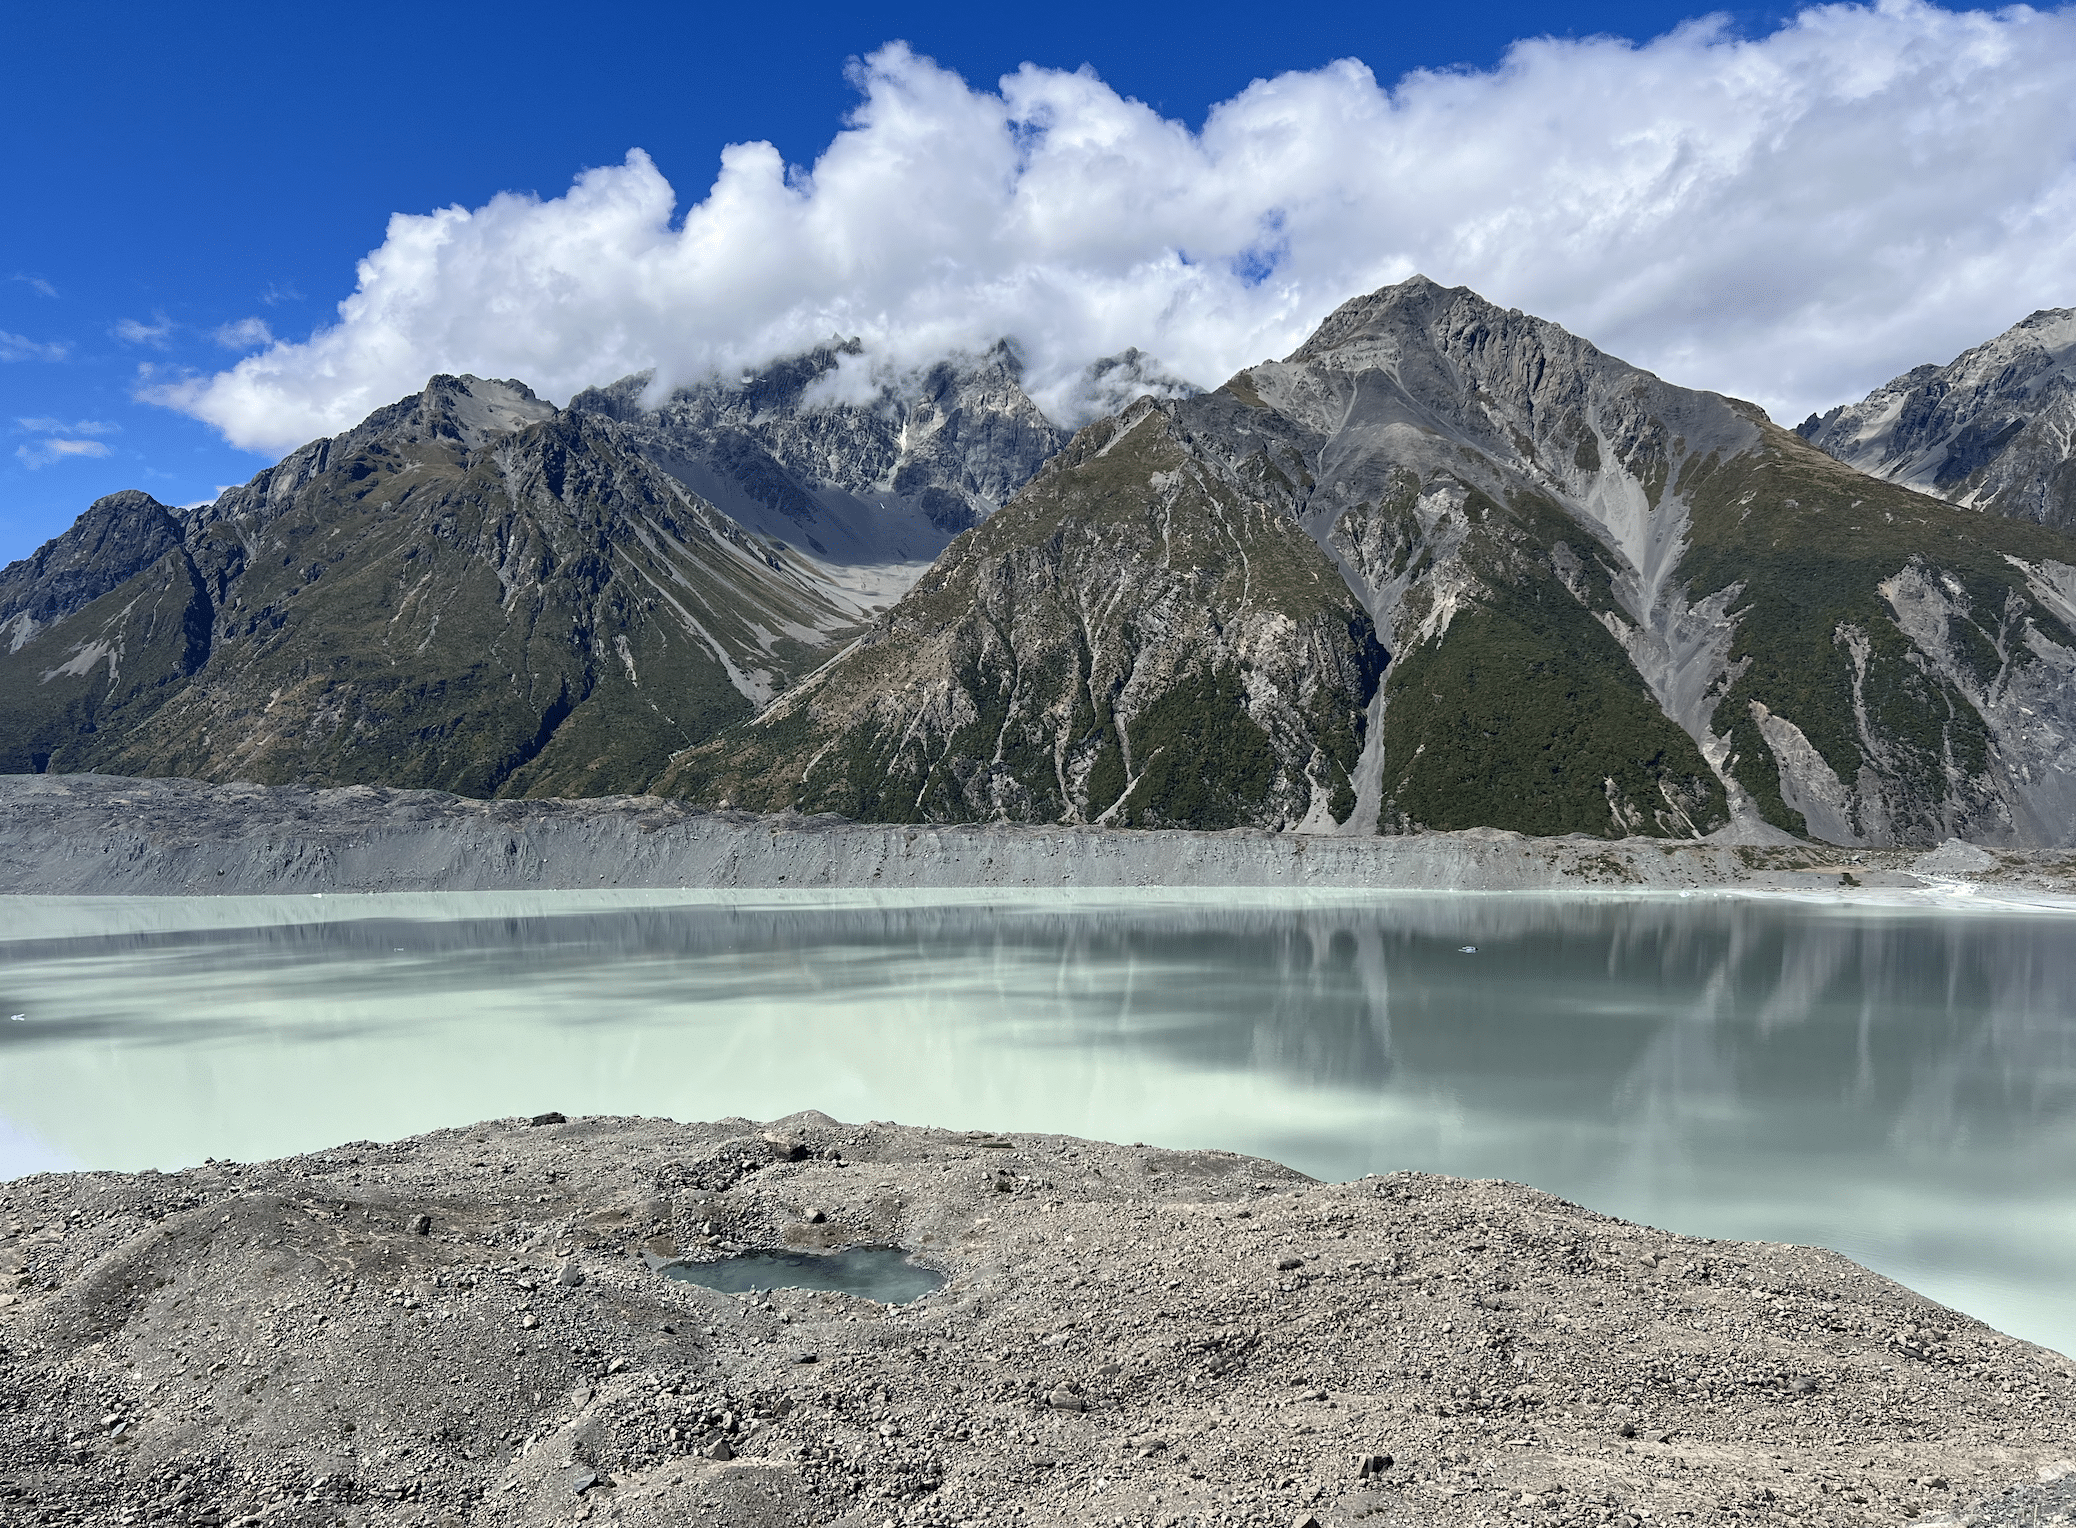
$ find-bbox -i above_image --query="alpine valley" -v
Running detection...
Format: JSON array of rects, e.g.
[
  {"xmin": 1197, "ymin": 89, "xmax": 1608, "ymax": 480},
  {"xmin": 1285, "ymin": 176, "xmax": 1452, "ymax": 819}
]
[{"xmin": 7, "ymin": 279, "xmax": 2076, "ymax": 848}]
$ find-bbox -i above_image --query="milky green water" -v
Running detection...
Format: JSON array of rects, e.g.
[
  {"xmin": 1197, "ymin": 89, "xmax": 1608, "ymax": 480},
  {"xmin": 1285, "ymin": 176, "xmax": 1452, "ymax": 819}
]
[{"xmin": 2, "ymin": 888, "xmax": 2071, "ymax": 1355}]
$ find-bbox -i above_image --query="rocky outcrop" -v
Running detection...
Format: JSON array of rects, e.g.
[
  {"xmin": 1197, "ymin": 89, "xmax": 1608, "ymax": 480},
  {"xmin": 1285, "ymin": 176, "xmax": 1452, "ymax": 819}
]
[
  {"xmin": 1798, "ymin": 307, "xmax": 2076, "ymax": 532},
  {"xmin": 568, "ymin": 340, "xmax": 1070, "ymax": 569},
  {"xmin": 3, "ymin": 1112, "xmax": 2073, "ymax": 1528},
  {"xmin": 0, "ymin": 489, "xmax": 189, "ymax": 653}
]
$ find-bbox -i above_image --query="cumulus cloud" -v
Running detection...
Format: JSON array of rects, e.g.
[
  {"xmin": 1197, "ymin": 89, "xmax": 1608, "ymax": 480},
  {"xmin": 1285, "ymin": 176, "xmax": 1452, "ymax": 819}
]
[
  {"xmin": 113, "ymin": 314, "xmax": 174, "ymax": 348},
  {"xmin": 154, "ymin": 1, "xmax": 2076, "ymax": 456},
  {"xmin": 0, "ymin": 330, "xmax": 69, "ymax": 363},
  {"xmin": 213, "ymin": 316, "xmax": 275, "ymax": 350}
]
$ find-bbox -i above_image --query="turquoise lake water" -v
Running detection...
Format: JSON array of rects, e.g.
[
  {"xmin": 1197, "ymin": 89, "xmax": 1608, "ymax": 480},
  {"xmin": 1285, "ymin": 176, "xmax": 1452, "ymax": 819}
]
[{"xmin": 2, "ymin": 888, "xmax": 2071, "ymax": 1355}]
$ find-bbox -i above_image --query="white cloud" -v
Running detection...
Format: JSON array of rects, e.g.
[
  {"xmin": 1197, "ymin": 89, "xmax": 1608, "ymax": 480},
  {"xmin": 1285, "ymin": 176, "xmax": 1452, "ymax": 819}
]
[
  {"xmin": 10, "ymin": 275, "xmax": 58, "ymax": 299},
  {"xmin": 213, "ymin": 316, "xmax": 274, "ymax": 350},
  {"xmin": 16, "ymin": 438, "xmax": 113, "ymax": 468},
  {"xmin": 153, "ymin": 1, "xmax": 2076, "ymax": 456},
  {"xmin": 16, "ymin": 417, "xmax": 117, "ymax": 436},
  {"xmin": 0, "ymin": 330, "xmax": 68, "ymax": 362},
  {"xmin": 114, "ymin": 314, "xmax": 173, "ymax": 348}
]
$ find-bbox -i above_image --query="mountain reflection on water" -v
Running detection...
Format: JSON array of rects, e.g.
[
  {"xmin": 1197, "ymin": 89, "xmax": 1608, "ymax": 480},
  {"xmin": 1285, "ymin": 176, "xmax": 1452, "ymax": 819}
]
[{"xmin": 1, "ymin": 889, "xmax": 2072, "ymax": 1355}]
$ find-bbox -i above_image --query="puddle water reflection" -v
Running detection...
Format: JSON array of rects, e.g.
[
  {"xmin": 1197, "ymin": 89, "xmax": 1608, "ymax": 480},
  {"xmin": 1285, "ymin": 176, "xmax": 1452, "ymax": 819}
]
[{"xmin": 660, "ymin": 1247, "xmax": 944, "ymax": 1303}]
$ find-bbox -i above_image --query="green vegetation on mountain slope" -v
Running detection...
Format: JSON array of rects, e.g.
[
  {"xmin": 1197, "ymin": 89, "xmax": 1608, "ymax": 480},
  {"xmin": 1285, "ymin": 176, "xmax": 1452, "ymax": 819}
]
[
  {"xmin": 0, "ymin": 394, "xmax": 854, "ymax": 795},
  {"xmin": 661, "ymin": 400, "xmax": 1383, "ymax": 829}
]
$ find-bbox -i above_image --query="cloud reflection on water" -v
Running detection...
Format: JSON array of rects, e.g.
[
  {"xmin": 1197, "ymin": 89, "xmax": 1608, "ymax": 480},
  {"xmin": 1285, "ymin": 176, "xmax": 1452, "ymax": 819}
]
[{"xmin": 1, "ymin": 891, "xmax": 2071, "ymax": 1352}]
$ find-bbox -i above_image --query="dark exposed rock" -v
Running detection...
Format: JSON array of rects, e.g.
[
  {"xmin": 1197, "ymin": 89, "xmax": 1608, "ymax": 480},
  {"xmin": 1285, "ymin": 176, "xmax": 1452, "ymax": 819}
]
[{"xmin": 1801, "ymin": 307, "xmax": 2076, "ymax": 532}]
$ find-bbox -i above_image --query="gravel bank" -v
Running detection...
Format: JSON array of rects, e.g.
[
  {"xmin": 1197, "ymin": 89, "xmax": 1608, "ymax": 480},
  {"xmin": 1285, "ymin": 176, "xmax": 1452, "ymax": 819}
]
[
  {"xmin": 2, "ymin": 1115, "xmax": 2071, "ymax": 1528},
  {"xmin": 6, "ymin": 774, "xmax": 2076, "ymax": 899}
]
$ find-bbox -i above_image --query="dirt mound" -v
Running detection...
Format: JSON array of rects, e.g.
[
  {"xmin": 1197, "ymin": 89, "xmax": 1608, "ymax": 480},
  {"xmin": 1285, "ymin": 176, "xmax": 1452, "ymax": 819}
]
[{"xmin": 3, "ymin": 1114, "xmax": 2071, "ymax": 1526}]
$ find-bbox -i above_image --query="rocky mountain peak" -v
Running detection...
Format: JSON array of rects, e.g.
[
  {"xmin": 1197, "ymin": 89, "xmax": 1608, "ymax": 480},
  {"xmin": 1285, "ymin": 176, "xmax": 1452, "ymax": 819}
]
[
  {"xmin": 1798, "ymin": 305, "xmax": 2076, "ymax": 530},
  {"xmin": 0, "ymin": 490, "xmax": 186, "ymax": 650},
  {"xmin": 332, "ymin": 373, "xmax": 557, "ymax": 454},
  {"xmin": 567, "ymin": 340, "xmax": 1069, "ymax": 563}
]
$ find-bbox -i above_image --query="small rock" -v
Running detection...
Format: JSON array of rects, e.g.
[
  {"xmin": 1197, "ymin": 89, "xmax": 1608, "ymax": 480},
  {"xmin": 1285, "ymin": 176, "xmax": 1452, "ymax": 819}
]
[
  {"xmin": 519, "ymin": 1314, "xmax": 539, "ymax": 1329},
  {"xmin": 1791, "ymin": 1377, "xmax": 1818, "ymax": 1394},
  {"xmin": 1276, "ymin": 1257, "xmax": 1304, "ymax": 1271},
  {"xmin": 802, "ymin": 1208, "xmax": 827, "ymax": 1224},
  {"xmin": 607, "ymin": 1356, "xmax": 630, "ymax": 1374},
  {"xmin": 407, "ymin": 1214, "xmax": 431, "ymax": 1236},
  {"xmin": 1291, "ymin": 1513, "xmax": 1322, "ymax": 1528},
  {"xmin": 1615, "ymin": 1420, "xmax": 1639, "ymax": 1438},
  {"xmin": 1357, "ymin": 1453, "xmax": 1393, "ymax": 1477},
  {"xmin": 1046, "ymin": 1387, "xmax": 1088, "ymax": 1412},
  {"xmin": 792, "ymin": 1351, "xmax": 819, "ymax": 1364},
  {"xmin": 561, "ymin": 1465, "xmax": 597, "ymax": 1496},
  {"xmin": 704, "ymin": 1436, "xmax": 735, "ymax": 1462},
  {"xmin": 558, "ymin": 1258, "xmax": 584, "ymax": 1288},
  {"xmin": 529, "ymin": 1111, "xmax": 567, "ymax": 1126},
  {"xmin": 763, "ymin": 1131, "xmax": 807, "ymax": 1161}
]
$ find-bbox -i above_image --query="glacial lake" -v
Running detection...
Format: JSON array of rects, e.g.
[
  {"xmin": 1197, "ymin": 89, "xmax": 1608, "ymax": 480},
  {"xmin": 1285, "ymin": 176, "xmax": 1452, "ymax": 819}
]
[{"xmin": 2, "ymin": 888, "xmax": 2071, "ymax": 1357}]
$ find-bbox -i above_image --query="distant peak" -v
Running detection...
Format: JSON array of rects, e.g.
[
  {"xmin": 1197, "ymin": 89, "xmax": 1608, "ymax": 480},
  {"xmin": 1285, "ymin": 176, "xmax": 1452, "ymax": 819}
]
[{"xmin": 1287, "ymin": 274, "xmax": 1513, "ymax": 364}]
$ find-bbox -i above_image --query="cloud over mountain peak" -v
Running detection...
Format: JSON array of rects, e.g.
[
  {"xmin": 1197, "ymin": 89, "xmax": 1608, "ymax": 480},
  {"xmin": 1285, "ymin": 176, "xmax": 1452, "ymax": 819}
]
[{"xmin": 157, "ymin": 4, "xmax": 2076, "ymax": 456}]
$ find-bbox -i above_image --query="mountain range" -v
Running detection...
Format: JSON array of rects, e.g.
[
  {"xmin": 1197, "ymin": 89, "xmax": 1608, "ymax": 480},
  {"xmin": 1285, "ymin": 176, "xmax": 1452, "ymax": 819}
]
[{"xmin": 6, "ymin": 280, "xmax": 2075, "ymax": 847}]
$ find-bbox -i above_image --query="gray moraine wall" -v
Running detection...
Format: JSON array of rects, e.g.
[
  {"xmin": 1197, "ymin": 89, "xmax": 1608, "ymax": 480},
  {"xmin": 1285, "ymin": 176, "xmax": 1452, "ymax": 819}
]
[{"xmin": 5, "ymin": 773, "xmax": 2076, "ymax": 898}]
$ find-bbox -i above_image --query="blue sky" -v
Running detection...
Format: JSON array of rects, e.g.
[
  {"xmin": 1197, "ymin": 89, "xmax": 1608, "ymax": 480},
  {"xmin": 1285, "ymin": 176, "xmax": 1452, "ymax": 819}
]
[{"xmin": 9, "ymin": 0, "xmax": 2069, "ymax": 565}]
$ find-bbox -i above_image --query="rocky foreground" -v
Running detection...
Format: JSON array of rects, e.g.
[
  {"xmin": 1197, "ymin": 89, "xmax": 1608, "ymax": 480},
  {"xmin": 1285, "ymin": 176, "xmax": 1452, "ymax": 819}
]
[
  {"xmin": 2, "ymin": 1115, "xmax": 2073, "ymax": 1528},
  {"xmin": 6, "ymin": 774, "xmax": 2076, "ymax": 899}
]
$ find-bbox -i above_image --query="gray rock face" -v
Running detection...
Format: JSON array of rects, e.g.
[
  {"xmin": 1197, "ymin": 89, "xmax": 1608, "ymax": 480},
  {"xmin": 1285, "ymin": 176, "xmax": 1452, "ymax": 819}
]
[
  {"xmin": 1245, "ymin": 278, "xmax": 1766, "ymax": 836},
  {"xmin": 186, "ymin": 373, "xmax": 560, "ymax": 542},
  {"xmin": 1798, "ymin": 307, "xmax": 2076, "ymax": 531},
  {"xmin": 568, "ymin": 341, "xmax": 1069, "ymax": 575},
  {"xmin": 0, "ymin": 490, "xmax": 187, "ymax": 654}
]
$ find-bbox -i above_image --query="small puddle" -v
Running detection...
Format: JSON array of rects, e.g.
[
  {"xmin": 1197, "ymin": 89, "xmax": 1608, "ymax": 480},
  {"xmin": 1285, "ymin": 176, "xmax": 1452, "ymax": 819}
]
[{"xmin": 658, "ymin": 1247, "xmax": 945, "ymax": 1304}]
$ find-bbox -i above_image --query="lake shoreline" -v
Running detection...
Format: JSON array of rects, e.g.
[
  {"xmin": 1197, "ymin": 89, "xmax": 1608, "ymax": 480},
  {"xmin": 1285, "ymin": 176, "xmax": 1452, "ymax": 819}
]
[
  {"xmin": 2, "ymin": 1112, "xmax": 2070, "ymax": 1528},
  {"xmin": 6, "ymin": 772, "xmax": 2076, "ymax": 904}
]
